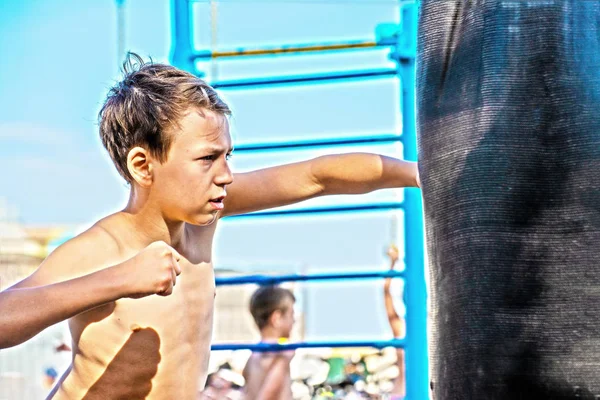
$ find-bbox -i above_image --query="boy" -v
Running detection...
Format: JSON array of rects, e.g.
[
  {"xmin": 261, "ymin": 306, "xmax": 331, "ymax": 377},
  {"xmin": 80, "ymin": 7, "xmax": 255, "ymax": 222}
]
[
  {"xmin": 7, "ymin": 53, "xmax": 419, "ymax": 399},
  {"xmin": 243, "ymin": 286, "xmax": 296, "ymax": 400},
  {"xmin": 383, "ymin": 245, "xmax": 406, "ymax": 399}
]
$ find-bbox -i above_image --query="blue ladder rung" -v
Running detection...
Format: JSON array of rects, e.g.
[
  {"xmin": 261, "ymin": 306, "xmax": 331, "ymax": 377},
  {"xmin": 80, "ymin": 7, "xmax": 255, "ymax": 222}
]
[
  {"xmin": 211, "ymin": 338, "xmax": 405, "ymax": 352},
  {"xmin": 215, "ymin": 270, "xmax": 405, "ymax": 286},
  {"xmin": 224, "ymin": 202, "xmax": 405, "ymax": 219},
  {"xmin": 209, "ymin": 69, "xmax": 398, "ymax": 89},
  {"xmin": 234, "ymin": 134, "xmax": 403, "ymax": 153}
]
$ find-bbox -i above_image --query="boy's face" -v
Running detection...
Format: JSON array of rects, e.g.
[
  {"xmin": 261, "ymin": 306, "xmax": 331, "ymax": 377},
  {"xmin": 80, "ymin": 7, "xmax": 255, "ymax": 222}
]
[
  {"xmin": 151, "ymin": 108, "xmax": 233, "ymax": 226},
  {"xmin": 276, "ymin": 297, "xmax": 296, "ymax": 339}
]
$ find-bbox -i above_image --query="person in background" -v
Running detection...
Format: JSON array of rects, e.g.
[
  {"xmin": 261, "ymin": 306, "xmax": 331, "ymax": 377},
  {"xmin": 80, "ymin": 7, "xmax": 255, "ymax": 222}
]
[
  {"xmin": 243, "ymin": 285, "xmax": 297, "ymax": 400},
  {"xmin": 383, "ymin": 245, "xmax": 406, "ymax": 399}
]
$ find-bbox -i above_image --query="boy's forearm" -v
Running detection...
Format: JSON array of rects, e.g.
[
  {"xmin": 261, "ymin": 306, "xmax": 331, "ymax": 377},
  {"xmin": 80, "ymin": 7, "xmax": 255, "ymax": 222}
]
[
  {"xmin": 313, "ymin": 154, "xmax": 418, "ymax": 195},
  {"xmin": 0, "ymin": 265, "xmax": 128, "ymax": 349},
  {"xmin": 384, "ymin": 289, "xmax": 398, "ymax": 320},
  {"xmin": 383, "ymin": 289, "xmax": 405, "ymax": 338}
]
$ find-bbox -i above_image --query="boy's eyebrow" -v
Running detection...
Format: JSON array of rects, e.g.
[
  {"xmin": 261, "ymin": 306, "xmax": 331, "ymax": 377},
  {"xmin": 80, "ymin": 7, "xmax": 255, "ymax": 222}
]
[{"xmin": 195, "ymin": 145, "xmax": 234, "ymax": 153}]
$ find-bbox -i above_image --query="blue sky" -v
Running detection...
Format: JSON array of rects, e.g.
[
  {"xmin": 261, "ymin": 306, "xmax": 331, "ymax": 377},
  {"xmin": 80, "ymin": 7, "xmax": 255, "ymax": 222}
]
[{"xmin": 0, "ymin": 0, "xmax": 412, "ymax": 339}]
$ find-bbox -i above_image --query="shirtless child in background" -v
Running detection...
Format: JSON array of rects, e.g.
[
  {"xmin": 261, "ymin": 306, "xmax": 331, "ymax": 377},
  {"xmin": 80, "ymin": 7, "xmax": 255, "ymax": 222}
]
[
  {"xmin": 384, "ymin": 245, "xmax": 406, "ymax": 399},
  {"xmin": 7, "ymin": 53, "xmax": 419, "ymax": 400},
  {"xmin": 243, "ymin": 286, "xmax": 296, "ymax": 400}
]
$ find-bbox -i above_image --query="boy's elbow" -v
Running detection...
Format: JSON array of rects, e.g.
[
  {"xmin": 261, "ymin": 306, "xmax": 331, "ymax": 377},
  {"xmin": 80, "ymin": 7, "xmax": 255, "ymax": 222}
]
[
  {"xmin": 0, "ymin": 332, "xmax": 23, "ymax": 350},
  {"xmin": 308, "ymin": 156, "xmax": 328, "ymax": 196}
]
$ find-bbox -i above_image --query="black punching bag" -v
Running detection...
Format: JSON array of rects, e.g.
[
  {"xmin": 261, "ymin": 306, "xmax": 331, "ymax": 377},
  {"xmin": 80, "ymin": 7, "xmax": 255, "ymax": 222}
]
[{"xmin": 417, "ymin": 1, "xmax": 600, "ymax": 399}]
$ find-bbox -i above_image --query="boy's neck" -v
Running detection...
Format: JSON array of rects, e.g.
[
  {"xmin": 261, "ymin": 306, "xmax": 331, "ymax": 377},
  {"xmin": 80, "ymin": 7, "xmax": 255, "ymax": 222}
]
[
  {"xmin": 121, "ymin": 188, "xmax": 187, "ymax": 249},
  {"xmin": 260, "ymin": 327, "xmax": 288, "ymax": 343}
]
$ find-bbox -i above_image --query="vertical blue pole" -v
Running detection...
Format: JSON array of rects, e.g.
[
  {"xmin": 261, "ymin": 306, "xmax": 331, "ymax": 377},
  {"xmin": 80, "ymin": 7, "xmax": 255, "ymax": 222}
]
[
  {"xmin": 115, "ymin": 0, "xmax": 126, "ymax": 66},
  {"xmin": 398, "ymin": 3, "xmax": 429, "ymax": 399},
  {"xmin": 170, "ymin": 0, "xmax": 196, "ymax": 73}
]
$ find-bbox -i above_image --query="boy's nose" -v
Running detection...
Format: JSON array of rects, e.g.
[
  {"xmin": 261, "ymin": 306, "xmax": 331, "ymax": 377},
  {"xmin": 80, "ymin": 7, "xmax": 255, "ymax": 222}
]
[{"xmin": 215, "ymin": 161, "xmax": 233, "ymax": 186}]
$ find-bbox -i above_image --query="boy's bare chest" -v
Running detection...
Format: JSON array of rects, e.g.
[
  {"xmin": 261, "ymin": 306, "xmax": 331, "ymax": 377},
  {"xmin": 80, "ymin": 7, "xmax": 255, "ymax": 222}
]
[
  {"xmin": 114, "ymin": 259, "xmax": 215, "ymax": 325},
  {"xmin": 64, "ymin": 260, "xmax": 216, "ymax": 399},
  {"xmin": 72, "ymin": 256, "xmax": 216, "ymax": 352}
]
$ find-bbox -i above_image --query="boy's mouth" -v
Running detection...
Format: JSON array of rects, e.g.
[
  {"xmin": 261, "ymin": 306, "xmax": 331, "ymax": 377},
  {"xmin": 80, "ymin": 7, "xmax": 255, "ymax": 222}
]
[
  {"xmin": 208, "ymin": 195, "xmax": 226, "ymax": 210},
  {"xmin": 209, "ymin": 195, "xmax": 226, "ymax": 203}
]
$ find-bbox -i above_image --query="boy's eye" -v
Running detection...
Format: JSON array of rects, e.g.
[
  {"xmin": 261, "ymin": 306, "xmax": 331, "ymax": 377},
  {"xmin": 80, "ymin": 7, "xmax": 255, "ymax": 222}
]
[
  {"xmin": 199, "ymin": 155, "xmax": 215, "ymax": 161},
  {"xmin": 226, "ymin": 153, "xmax": 233, "ymax": 161}
]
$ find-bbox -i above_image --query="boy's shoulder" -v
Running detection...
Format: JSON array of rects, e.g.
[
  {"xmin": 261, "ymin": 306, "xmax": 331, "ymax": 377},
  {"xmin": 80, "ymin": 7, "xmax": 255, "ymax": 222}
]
[
  {"xmin": 34, "ymin": 215, "xmax": 125, "ymax": 284},
  {"xmin": 243, "ymin": 352, "xmax": 267, "ymax": 378}
]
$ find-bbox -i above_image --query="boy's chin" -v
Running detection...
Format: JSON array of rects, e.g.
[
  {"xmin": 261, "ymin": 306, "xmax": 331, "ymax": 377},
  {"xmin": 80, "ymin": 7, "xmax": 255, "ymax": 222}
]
[{"xmin": 190, "ymin": 212, "xmax": 219, "ymax": 226}]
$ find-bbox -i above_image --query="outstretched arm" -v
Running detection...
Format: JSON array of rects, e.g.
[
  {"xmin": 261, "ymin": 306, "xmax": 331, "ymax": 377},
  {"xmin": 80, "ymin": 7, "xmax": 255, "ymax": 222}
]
[
  {"xmin": 0, "ymin": 241, "xmax": 181, "ymax": 349},
  {"xmin": 222, "ymin": 153, "xmax": 418, "ymax": 217},
  {"xmin": 384, "ymin": 245, "xmax": 405, "ymax": 338}
]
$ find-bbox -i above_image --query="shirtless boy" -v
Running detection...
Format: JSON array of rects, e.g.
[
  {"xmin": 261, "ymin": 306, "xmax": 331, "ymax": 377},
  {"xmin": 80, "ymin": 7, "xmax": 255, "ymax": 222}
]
[
  {"xmin": 5, "ymin": 53, "xmax": 419, "ymax": 399},
  {"xmin": 243, "ymin": 286, "xmax": 296, "ymax": 400},
  {"xmin": 384, "ymin": 245, "xmax": 406, "ymax": 399}
]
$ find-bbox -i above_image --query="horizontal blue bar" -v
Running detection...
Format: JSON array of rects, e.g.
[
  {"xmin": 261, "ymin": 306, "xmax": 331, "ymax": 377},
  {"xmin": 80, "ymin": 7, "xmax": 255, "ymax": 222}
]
[
  {"xmin": 234, "ymin": 134, "xmax": 402, "ymax": 153},
  {"xmin": 211, "ymin": 339, "xmax": 405, "ymax": 352},
  {"xmin": 210, "ymin": 69, "xmax": 398, "ymax": 89},
  {"xmin": 215, "ymin": 270, "xmax": 405, "ymax": 286},
  {"xmin": 224, "ymin": 202, "xmax": 404, "ymax": 219}
]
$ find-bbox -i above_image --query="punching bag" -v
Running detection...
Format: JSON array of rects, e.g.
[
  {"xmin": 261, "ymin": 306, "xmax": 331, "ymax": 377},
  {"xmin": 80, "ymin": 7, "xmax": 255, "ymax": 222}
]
[{"xmin": 417, "ymin": 1, "xmax": 600, "ymax": 399}]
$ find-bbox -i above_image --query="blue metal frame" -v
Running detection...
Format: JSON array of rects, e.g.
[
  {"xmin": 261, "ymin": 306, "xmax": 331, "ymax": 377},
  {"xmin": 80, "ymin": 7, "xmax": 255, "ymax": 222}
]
[
  {"xmin": 395, "ymin": 4, "xmax": 429, "ymax": 399},
  {"xmin": 212, "ymin": 339, "xmax": 405, "ymax": 352},
  {"xmin": 234, "ymin": 133, "xmax": 401, "ymax": 152},
  {"xmin": 215, "ymin": 270, "xmax": 404, "ymax": 286},
  {"xmin": 170, "ymin": 1, "xmax": 428, "ymax": 398},
  {"xmin": 225, "ymin": 202, "xmax": 404, "ymax": 219},
  {"xmin": 212, "ymin": 68, "xmax": 398, "ymax": 89},
  {"xmin": 170, "ymin": 0, "xmax": 196, "ymax": 74}
]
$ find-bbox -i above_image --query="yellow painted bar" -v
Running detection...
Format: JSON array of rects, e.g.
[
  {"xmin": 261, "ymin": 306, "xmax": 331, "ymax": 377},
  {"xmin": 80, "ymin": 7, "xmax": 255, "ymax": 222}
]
[{"xmin": 209, "ymin": 41, "xmax": 380, "ymax": 58}]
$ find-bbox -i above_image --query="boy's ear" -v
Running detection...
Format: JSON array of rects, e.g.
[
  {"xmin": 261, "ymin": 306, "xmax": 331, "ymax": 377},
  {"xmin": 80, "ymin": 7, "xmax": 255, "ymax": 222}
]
[
  {"xmin": 127, "ymin": 147, "xmax": 153, "ymax": 187},
  {"xmin": 269, "ymin": 309, "xmax": 283, "ymax": 328}
]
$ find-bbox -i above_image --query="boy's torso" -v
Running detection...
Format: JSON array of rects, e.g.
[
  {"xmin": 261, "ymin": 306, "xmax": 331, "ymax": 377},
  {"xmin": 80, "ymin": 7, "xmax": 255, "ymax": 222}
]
[
  {"xmin": 48, "ymin": 214, "xmax": 218, "ymax": 400},
  {"xmin": 243, "ymin": 353, "xmax": 293, "ymax": 400}
]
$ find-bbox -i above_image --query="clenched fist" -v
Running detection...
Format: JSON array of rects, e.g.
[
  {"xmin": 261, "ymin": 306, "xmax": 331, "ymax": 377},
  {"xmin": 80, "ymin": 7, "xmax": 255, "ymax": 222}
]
[{"xmin": 118, "ymin": 241, "xmax": 183, "ymax": 298}]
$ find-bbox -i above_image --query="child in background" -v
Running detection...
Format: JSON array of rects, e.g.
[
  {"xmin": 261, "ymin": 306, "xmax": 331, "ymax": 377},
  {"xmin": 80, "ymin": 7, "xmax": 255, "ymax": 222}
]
[{"xmin": 243, "ymin": 286, "xmax": 297, "ymax": 400}]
